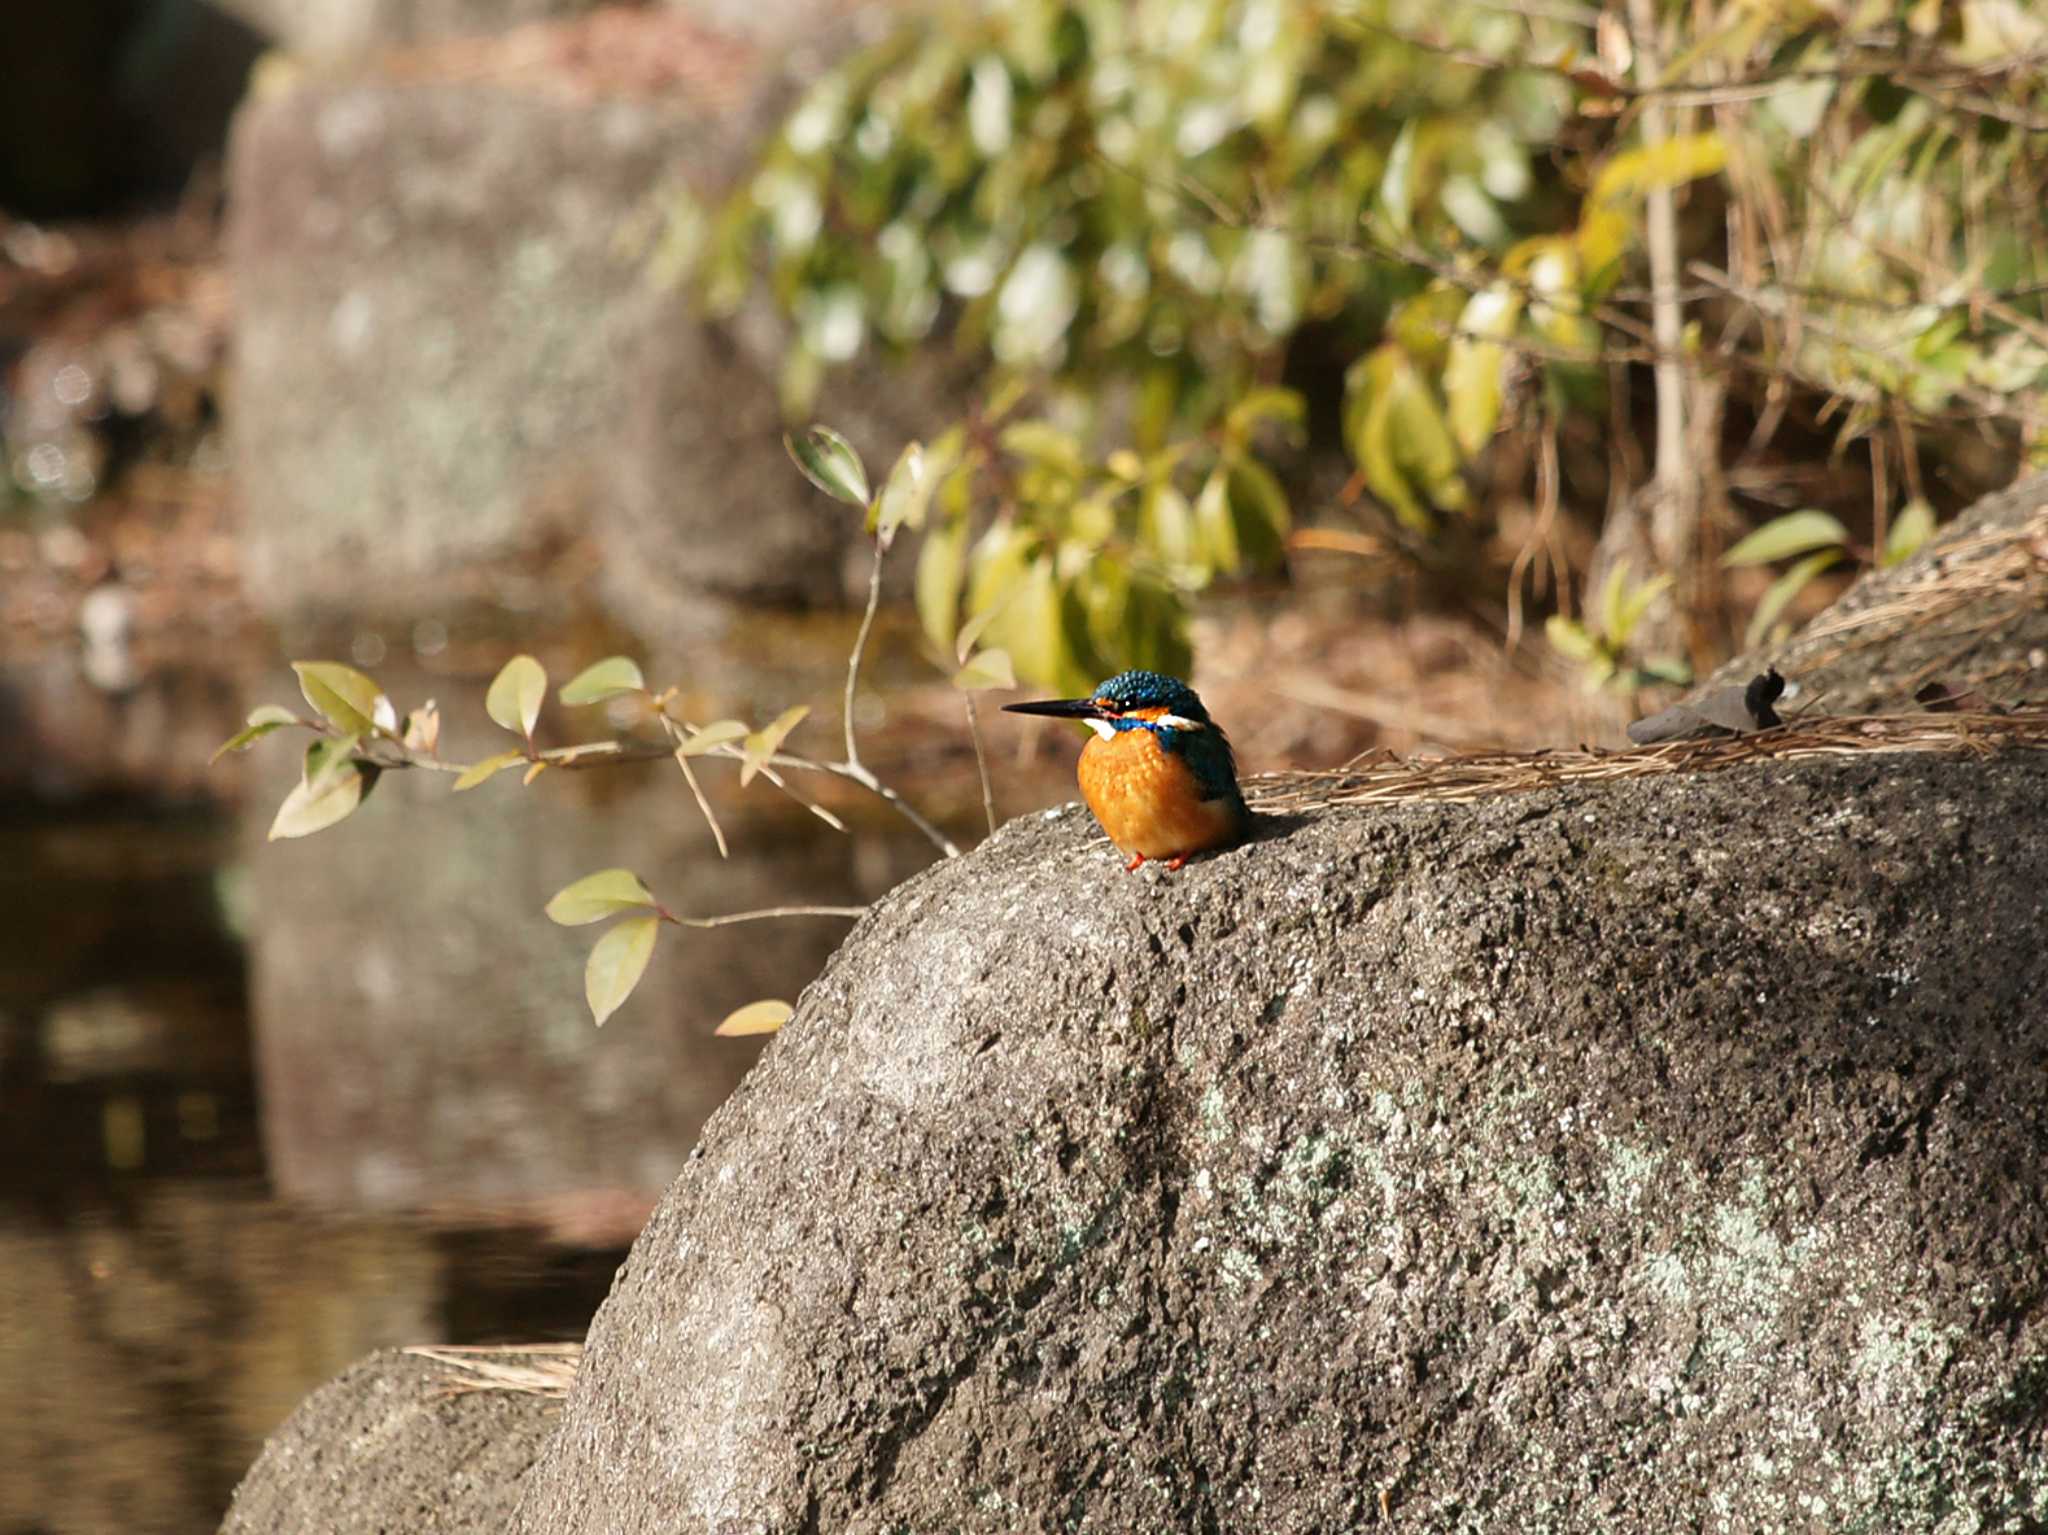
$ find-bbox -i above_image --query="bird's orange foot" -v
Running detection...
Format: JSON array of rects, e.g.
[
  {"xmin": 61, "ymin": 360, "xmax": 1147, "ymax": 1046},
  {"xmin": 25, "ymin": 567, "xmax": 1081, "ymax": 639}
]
[
  {"xmin": 1124, "ymin": 851, "xmax": 1146, "ymax": 872},
  {"xmin": 1165, "ymin": 854, "xmax": 1189, "ymax": 871}
]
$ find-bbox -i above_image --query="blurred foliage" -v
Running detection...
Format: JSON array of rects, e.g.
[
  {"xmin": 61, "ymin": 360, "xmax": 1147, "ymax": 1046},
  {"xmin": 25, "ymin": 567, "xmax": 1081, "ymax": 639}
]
[{"xmin": 684, "ymin": 0, "xmax": 2048, "ymax": 686}]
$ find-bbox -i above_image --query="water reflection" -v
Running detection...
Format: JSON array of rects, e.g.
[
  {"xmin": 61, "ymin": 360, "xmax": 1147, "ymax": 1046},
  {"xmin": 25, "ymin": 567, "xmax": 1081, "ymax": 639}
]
[{"xmin": 0, "ymin": 634, "xmax": 951, "ymax": 1533}]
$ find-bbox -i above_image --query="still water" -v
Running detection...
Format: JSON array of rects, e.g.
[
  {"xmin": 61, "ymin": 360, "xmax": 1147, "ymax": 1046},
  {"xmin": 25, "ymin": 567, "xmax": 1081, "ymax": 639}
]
[{"xmin": 0, "ymin": 641, "xmax": 956, "ymax": 1533}]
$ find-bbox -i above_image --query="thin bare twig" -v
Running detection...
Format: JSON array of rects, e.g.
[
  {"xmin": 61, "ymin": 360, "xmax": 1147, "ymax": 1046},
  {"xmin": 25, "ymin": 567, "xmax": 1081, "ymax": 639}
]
[
  {"xmin": 665, "ymin": 905, "xmax": 866, "ymax": 928},
  {"xmin": 963, "ymin": 693, "xmax": 999, "ymax": 837}
]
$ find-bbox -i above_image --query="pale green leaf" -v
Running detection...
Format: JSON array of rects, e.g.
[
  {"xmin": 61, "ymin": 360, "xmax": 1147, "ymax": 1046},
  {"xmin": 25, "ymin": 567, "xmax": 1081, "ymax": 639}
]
[
  {"xmin": 546, "ymin": 867, "xmax": 658, "ymax": 926},
  {"xmin": 1379, "ymin": 120, "xmax": 1418, "ymax": 237},
  {"xmin": 211, "ymin": 705, "xmax": 299, "ymax": 764},
  {"xmin": 1723, "ymin": 509, "xmax": 1852, "ymax": 567},
  {"xmin": 1225, "ymin": 387, "xmax": 1307, "ymax": 441},
  {"xmin": 1884, "ymin": 498, "xmax": 1936, "ymax": 567},
  {"xmin": 874, "ymin": 441, "xmax": 934, "ymax": 542},
  {"xmin": 1591, "ymin": 132, "xmax": 1728, "ymax": 207},
  {"xmin": 997, "ymin": 421, "xmax": 1086, "ymax": 479},
  {"xmin": 486, "ymin": 655, "xmax": 548, "ymax": 738},
  {"xmin": 586, "ymin": 915, "xmax": 661, "ymax": 1026},
  {"xmin": 293, "ymin": 662, "xmax": 385, "ymax": 736},
  {"xmin": 451, "ymin": 750, "xmax": 527, "ymax": 791},
  {"xmin": 303, "ymin": 733, "xmax": 362, "ymax": 796},
  {"xmin": 559, "ymin": 657, "xmax": 647, "ymax": 706},
  {"xmin": 677, "ymin": 719, "xmax": 749, "ymax": 757},
  {"xmin": 1444, "ymin": 287, "xmax": 1523, "ymax": 459},
  {"xmin": 715, "ymin": 999, "xmax": 793, "ymax": 1037},
  {"xmin": 785, "ymin": 424, "xmax": 870, "ymax": 505},
  {"xmin": 1194, "ymin": 467, "xmax": 1240, "ymax": 573},
  {"xmin": 916, "ymin": 513, "xmax": 970, "ymax": 658},
  {"xmin": 1545, "ymin": 614, "xmax": 1600, "ymax": 663},
  {"xmin": 741, "ymin": 706, "xmax": 809, "ymax": 786},
  {"xmin": 954, "ymin": 647, "xmax": 1017, "ymax": 691},
  {"xmin": 268, "ymin": 761, "xmax": 368, "ymax": 840},
  {"xmin": 1746, "ymin": 549, "xmax": 1842, "ymax": 647}
]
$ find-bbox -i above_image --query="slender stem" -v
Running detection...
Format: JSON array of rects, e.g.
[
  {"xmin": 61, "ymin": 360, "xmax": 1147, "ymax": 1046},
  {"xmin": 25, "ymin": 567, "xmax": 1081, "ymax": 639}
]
[
  {"xmin": 664, "ymin": 904, "xmax": 866, "ymax": 929},
  {"xmin": 843, "ymin": 538, "xmax": 885, "ymax": 770},
  {"xmin": 659, "ymin": 717, "xmax": 730, "ymax": 859},
  {"xmin": 1626, "ymin": 0, "xmax": 1687, "ymax": 502},
  {"xmin": 821, "ymin": 755, "xmax": 960, "ymax": 856},
  {"xmin": 964, "ymin": 694, "xmax": 998, "ymax": 837}
]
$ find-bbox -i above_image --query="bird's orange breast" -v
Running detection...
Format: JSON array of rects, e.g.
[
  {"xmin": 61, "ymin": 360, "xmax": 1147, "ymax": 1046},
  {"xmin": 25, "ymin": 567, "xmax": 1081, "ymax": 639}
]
[{"xmin": 1077, "ymin": 729, "xmax": 1244, "ymax": 861}]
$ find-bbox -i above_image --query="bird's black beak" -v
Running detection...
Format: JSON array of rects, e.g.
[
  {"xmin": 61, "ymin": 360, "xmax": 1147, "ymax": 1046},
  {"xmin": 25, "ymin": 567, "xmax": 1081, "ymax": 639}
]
[{"xmin": 1002, "ymin": 696, "xmax": 1111, "ymax": 721}]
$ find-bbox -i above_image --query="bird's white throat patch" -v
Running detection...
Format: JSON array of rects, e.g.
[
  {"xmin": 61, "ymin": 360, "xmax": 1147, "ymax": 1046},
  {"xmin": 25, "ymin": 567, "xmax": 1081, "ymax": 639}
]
[{"xmin": 1083, "ymin": 718, "xmax": 1117, "ymax": 740}]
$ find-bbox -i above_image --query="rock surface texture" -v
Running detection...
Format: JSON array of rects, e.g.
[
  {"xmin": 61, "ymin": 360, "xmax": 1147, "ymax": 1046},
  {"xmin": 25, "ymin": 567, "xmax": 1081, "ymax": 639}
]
[
  {"xmin": 511, "ymin": 749, "xmax": 2048, "ymax": 1533},
  {"xmin": 220, "ymin": 1348, "xmax": 560, "ymax": 1533}
]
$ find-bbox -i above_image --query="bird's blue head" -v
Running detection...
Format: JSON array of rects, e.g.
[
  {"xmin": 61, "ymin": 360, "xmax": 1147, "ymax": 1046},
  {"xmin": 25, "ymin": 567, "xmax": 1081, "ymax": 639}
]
[
  {"xmin": 1002, "ymin": 670, "xmax": 1240, "ymax": 802},
  {"xmin": 1090, "ymin": 669, "xmax": 1211, "ymax": 722}
]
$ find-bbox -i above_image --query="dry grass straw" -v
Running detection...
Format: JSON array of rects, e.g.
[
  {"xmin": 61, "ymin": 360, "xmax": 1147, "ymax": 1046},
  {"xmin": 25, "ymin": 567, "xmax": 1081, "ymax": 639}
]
[
  {"xmin": 403, "ymin": 1343, "xmax": 583, "ymax": 1402},
  {"xmin": 1246, "ymin": 709, "xmax": 2048, "ymax": 814}
]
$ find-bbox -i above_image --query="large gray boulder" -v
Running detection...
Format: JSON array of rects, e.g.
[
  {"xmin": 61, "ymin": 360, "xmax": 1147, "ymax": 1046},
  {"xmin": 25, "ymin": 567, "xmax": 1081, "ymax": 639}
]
[{"xmin": 508, "ymin": 744, "xmax": 2048, "ymax": 1531}]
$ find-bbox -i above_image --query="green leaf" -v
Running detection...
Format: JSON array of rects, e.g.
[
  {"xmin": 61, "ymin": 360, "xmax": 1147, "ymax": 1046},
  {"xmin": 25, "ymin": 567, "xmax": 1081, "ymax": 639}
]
[
  {"xmin": 1545, "ymin": 614, "xmax": 1600, "ymax": 663},
  {"xmin": 269, "ymin": 759, "xmax": 370, "ymax": 840},
  {"xmin": 559, "ymin": 657, "xmax": 647, "ymax": 706},
  {"xmin": 741, "ymin": 706, "xmax": 809, "ymax": 786},
  {"xmin": 451, "ymin": 749, "xmax": 527, "ymax": 791},
  {"xmin": 1378, "ymin": 120, "xmax": 1418, "ymax": 238},
  {"xmin": 1746, "ymin": 549, "xmax": 1842, "ymax": 647},
  {"xmin": 1590, "ymin": 132, "xmax": 1728, "ymax": 207},
  {"xmin": 715, "ymin": 999, "xmax": 793, "ymax": 1037},
  {"xmin": 916, "ymin": 512, "xmax": 971, "ymax": 658},
  {"xmin": 785, "ymin": 424, "xmax": 870, "ymax": 505},
  {"xmin": 1444, "ymin": 287, "xmax": 1523, "ymax": 458},
  {"xmin": 585, "ymin": 915, "xmax": 661, "ymax": 1026},
  {"xmin": 1194, "ymin": 467, "xmax": 1240, "ymax": 574},
  {"xmin": 545, "ymin": 868, "xmax": 658, "ymax": 926},
  {"xmin": 1615, "ymin": 573, "xmax": 1673, "ymax": 640},
  {"xmin": 1884, "ymin": 498, "xmax": 1936, "ymax": 567},
  {"xmin": 1227, "ymin": 459, "xmax": 1291, "ymax": 566},
  {"xmin": 486, "ymin": 655, "xmax": 548, "ymax": 738},
  {"xmin": 303, "ymin": 733, "xmax": 362, "ymax": 796},
  {"xmin": 954, "ymin": 647, "xmax": 1017, "ymax": 691},
  {"xmin": 1225, "ymin": 387, "xmax": 1307, "ymax": 442},
  {"xmin": 293, "ymin": 662, "xmax": 386, "ymax": 736},
  {"xmin": 873, "ymin": 441, "xmax": 935, "ymax": 544},
  {"xmin": 676, "ymin": 719, "xmax": 749, "ymax": 757},
  {"xmin": 1723, "ymin": 509, "xmax": 1852, "ymax": 567},
  {"xmin": 211, "ymin": 705, "xmax": 299, "ymax": 764},
  {"xmin": 997, "ymin": 421, "xmax": 1086, "ymax": 479}
]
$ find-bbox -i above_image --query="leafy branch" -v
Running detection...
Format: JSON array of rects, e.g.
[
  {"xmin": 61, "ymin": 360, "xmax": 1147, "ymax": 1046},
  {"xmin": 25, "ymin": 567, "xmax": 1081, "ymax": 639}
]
[{"xmin": 215, "ymin": 426, "xmax": 1028, "ymax": 1027}]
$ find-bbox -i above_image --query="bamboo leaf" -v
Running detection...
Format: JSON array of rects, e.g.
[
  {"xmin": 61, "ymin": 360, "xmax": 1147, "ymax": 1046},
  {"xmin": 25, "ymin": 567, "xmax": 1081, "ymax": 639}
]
[
  {"xmin": 916, "ymin": 513, "xmax": 970, "ymax": 658},
  {"xmin": 585, "ymin": 915, "xmax": 661, "ymax": 1026},
  {"xmin": 954, "ymin": 647, "xmax": 1017, "ymax": 691},
  {"xmin": 486, "ymin": 655, "xmax": 548, "ymax": 739},
  {"xmin": 545, "ymin": 867, "xmax": 658, "ymax": 926},
  {"xmin": 785, "ymin": 424, "xmax": 870, "ymax": 505},
  {"xmin": 293, "ymin": 662, "xmax": 385, "ymax": 736},
  {"xmin": 1378, "ymin": 120, "xmax": 1418, "ymax": 237},
  {"xmin": 559, "ymin": 657, "xmax": 647, "ymax": 706},
  {"xmin": 1444, "ymin": 286, "xmax": 1523, "ymax": 458},
  {"xmin": 1723, "ymin": 509, "xmax": 1851, "ymax": 567},
  {"xmin": 715, "ymin": 999, "xmax": 794, "ymax": 1037},
  {"xmin": 451, "ymin": 750, "xmax": 527, "ymax": 792},
  {"xmin": 1745, "ymin": 549, "xmax": 1841, "ymax": 647},
  {"xmin": 741, "ymin": 706, "xmax": 809, "ymax": 786},
  {"xmin": 1884, "ymin": 498, "xmax": 1936, "ymax": 567}
]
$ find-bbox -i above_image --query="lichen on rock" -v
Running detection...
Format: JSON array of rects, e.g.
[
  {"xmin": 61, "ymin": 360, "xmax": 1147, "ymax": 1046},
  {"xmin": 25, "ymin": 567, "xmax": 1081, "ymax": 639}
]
[{"xmin": 511, "ymin": 750, "xmax": 2048, "ymax": 1534}]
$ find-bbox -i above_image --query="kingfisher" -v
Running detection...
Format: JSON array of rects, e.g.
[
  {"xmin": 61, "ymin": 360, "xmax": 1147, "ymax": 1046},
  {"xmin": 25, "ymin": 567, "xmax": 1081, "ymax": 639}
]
[{"xmin": 1004, "ymin": 670, "xmax": 1251, "ymax": 871}]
